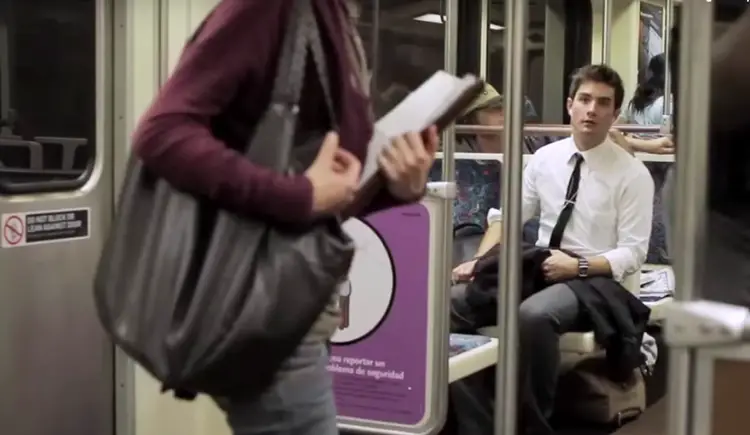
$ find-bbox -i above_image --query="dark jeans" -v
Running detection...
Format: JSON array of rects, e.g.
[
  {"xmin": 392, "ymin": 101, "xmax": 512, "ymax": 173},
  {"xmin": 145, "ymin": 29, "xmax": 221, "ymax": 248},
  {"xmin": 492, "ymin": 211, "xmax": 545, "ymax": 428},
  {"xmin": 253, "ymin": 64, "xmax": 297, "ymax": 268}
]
[
  {"xmin": 215, "ymin": 340, "xmax": 338, "ymax": 435},
  {"xmin": 449, "ymin": 282, "xmax": 586, "ymax": 435}
]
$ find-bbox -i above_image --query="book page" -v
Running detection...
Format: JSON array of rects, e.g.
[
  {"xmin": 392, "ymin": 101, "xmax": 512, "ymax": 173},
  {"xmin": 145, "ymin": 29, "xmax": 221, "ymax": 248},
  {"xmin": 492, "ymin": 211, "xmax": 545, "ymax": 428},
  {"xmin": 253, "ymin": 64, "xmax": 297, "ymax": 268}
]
[{"xmin": 359, "ymin": 71, "xmax": 479, "ymax": 187}]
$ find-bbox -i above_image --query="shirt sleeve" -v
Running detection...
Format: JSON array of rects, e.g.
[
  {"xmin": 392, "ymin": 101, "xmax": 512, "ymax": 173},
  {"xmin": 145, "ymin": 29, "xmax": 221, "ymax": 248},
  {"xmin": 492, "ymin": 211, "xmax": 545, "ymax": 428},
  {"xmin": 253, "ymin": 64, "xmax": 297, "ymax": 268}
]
[
  {"xmin": 601, "ymin": 165, "xmax": 655, "ymax": 281},
  {"xmin": 131, "ymin": 0, "xmax": 314, "ymax": 223},
  {"xmin": 486, "ymin": 154, "xmax": 540, "ymax": 226},
  {"xmin": 645, "ymin": 97, "xmax": 665, "ymax": 125}
]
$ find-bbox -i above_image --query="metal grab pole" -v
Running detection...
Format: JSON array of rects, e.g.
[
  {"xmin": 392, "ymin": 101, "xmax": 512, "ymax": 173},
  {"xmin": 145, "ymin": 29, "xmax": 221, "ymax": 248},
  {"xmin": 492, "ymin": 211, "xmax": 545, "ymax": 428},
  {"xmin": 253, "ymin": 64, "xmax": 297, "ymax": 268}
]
[
  {"xmin": 479, "ymin": 0, "xmax": 489, "ymax": 78},
  {"xmin": 663, "ymin": 0, "xmax": 673, "ymax": 115},
  {"xmin": 442, "ymin": 0, "xmax": 458, "ymax": 183},
  {"xmin": 602, "ymin": 0, "xmax": 612, "ymax": 64},
  {"xmin": 494, "ymin": 0, "xmax": 527, "ymax": 434},
  {"xmin": 666, "ymin": 1, "xmax": 713, "ymax": 435}
]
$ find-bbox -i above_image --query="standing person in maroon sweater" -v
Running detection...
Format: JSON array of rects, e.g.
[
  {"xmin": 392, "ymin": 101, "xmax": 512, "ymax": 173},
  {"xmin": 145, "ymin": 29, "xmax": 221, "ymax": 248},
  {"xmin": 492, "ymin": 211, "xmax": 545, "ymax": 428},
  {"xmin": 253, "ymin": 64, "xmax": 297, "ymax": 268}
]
[{"xmin": 131, "ymin": 0, "xmax": 439, "ymax": 434}]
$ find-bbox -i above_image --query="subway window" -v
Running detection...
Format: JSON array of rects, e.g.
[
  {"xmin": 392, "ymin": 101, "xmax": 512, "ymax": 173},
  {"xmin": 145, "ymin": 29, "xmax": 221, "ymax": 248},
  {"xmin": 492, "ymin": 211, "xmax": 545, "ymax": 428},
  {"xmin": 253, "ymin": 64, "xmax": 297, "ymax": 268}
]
[
  {"xmin": 486, "ymin": 1, "xmax": 547, "ymax": 123},
  {"xmin": 0, "ymin": 0, "xmax": 96, "ymax": 193},
  {"xmin": 356, "ymin": 0, "xmax": 594, "ymax": 231},
  {"xmin": 357, "ymin": 0, "xmax": 445, "ymax": 118},
  {"xmin": 638, "ymin": 1, "xmax": 664, "ymax": 83},
  {"xmin": 457, "ymin": 0, "xmax": 593, "ymax": 156},
  {"xmin": 626, "ymin": 1, "xmax": 672, "ymax": 266}
]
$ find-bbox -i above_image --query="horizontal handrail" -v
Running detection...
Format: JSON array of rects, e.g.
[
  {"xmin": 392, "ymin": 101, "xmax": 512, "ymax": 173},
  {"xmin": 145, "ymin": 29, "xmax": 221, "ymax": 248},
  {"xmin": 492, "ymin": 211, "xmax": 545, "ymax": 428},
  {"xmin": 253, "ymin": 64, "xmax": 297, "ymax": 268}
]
[
  {"xmin": 436, "ymin": 151, "xmax": 674, "ymax": 163},
  {"xmin": 454, "ymin": 124, "xmax": 663, "ymax": 136}
]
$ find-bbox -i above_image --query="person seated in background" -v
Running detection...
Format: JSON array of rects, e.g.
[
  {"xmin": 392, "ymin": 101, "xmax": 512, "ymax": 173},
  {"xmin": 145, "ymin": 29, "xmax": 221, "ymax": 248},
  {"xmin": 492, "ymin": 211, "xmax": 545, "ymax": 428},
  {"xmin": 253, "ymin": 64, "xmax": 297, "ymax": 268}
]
[
  {"xmin": 448, "ymin": 65, "xmax": 654, "ymax": 435},
  {"xmin": 455, "ymin": 83, "xmax": 543, "ymax": 153},
  {"xmin": 435, "ymin": 85, "xmax": 553, "ymax": 229},
  {"xmin": 609, "ymin": 53, "xmax": 675, "ymax": 156},
  {"xmin": 610, "ymin": 53, "xmax": 674, "ymax": 264}
]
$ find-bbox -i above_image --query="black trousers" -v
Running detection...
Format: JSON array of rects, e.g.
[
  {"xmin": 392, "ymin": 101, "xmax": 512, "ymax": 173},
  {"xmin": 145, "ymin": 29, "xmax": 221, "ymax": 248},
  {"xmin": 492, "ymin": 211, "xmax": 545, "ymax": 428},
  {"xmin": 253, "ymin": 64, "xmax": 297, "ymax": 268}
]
[{"xmin": 449, "ymin": 282, "xmax": 588, "ymax": 435}]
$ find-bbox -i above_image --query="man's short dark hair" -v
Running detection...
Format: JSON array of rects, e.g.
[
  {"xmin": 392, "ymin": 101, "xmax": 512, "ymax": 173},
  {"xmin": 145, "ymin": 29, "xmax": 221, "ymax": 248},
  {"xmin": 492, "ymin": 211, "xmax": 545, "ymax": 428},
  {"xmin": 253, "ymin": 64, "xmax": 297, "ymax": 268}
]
[{"xmin": 568, "ymin": 64, "xmax": 625, "ymax": 110}]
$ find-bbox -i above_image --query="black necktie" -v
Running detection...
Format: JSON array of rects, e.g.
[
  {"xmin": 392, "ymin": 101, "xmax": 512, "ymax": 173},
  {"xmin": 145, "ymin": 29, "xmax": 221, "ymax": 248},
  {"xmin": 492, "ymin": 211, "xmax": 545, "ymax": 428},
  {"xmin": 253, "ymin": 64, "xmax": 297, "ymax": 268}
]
[{"xmin": 548, "ymin": 153, "xmax": 584, "ymax": 249}]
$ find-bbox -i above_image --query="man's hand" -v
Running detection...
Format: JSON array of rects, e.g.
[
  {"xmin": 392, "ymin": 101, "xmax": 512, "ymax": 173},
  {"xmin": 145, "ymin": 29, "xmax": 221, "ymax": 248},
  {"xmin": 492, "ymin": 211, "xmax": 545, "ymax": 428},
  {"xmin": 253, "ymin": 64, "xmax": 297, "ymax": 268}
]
[
  {"xmin": 452, "ymin": 259, "xmax": 478, "ymax": 283},
  {"xmin": 541, "ymin": 250, "xmax": 579, "ymax": 282}
]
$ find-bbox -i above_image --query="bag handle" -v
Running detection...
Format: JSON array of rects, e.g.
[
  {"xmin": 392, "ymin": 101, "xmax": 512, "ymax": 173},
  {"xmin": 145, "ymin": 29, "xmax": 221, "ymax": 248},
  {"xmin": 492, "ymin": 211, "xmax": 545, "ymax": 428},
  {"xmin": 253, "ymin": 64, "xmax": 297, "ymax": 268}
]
[
  {"xmin": 245, "ymin": 0, "xmax": 337, "ymax": 171},
  {"xmin": 268, "ymin": 0, "xmax": 313, "ymax": 114},
  {"xmin": 307, "ymin": 8, "xmax": 338, "ymax": 130}
]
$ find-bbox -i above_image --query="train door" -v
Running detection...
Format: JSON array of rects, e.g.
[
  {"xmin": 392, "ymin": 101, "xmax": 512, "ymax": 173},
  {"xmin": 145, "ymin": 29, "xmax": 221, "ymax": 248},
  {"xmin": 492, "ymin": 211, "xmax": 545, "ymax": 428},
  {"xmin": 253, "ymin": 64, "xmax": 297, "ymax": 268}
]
[
  {"xmin": 665, "ymin": 2, "xmax": 750, "ymax": 435},
  {"xmin": 0, "ymin": 1, "xmax": 114, "ymax": 435}
]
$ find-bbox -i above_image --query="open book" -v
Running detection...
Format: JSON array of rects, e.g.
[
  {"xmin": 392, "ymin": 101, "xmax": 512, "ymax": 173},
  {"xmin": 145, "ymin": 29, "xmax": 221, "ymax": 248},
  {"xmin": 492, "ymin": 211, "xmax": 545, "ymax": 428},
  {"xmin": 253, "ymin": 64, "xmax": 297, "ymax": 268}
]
[{"xmin": 350, "ymin": 71, "xmax": 484, "ymax": 211}]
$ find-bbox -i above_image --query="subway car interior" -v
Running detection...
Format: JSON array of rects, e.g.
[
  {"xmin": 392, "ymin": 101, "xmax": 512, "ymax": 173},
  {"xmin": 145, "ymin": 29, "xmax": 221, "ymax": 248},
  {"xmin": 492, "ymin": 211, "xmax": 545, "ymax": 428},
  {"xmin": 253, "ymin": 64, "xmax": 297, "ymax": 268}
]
[{"xmin": 0, "ymin": 0, "xmax": 748, "ymax": 434}]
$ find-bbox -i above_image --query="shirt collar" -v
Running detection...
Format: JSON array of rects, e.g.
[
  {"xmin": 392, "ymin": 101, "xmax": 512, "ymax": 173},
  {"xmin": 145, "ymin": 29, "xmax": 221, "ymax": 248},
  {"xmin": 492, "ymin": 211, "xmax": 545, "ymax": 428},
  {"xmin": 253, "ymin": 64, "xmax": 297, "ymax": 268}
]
[{"xmin": 563, "ymin": 136, "xmax": 614, "ymax": 169}]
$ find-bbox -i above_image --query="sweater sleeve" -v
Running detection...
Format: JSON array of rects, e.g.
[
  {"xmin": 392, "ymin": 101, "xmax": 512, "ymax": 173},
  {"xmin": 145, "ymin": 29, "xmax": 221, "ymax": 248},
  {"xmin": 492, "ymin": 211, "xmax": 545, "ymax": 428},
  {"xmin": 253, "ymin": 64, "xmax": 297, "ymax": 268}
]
[{"xmin": 131, "ymin": 0, "xmax": 313, "ymax": 223}]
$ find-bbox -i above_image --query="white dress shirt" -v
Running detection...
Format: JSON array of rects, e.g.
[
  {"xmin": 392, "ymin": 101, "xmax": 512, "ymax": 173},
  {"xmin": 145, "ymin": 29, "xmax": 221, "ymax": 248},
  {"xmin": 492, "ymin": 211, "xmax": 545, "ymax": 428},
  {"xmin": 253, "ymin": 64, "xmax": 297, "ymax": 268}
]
[{"xmin": 487, "ymin": 136, "xmax": 654, "ymax": 281}]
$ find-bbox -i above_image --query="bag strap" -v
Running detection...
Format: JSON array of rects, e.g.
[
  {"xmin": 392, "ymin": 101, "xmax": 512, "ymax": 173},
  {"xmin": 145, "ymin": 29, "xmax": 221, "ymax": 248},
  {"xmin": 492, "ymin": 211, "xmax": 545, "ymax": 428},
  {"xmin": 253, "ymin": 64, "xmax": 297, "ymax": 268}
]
[
  {"xmin": 268, "ymin": 0, "xmax": 336, "ymax": 127},
  {"xmin": 267, "ymin": 0, "xmax": 311, "ymax": 111},
  {"xmin": 307, "ymin": 10, "xmax": 338, "ymax": 129},
  {"xmin": 246, "ymin": 0, "xmax": 337, "ymax": 170}
]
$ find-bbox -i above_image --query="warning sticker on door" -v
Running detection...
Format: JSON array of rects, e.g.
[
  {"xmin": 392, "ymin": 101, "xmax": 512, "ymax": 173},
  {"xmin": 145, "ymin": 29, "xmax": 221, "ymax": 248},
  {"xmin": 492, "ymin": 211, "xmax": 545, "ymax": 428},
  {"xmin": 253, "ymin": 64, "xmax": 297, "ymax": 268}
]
[{"xmin": 1, "ymin": 208, "xmax": 90, "ymax": 248}]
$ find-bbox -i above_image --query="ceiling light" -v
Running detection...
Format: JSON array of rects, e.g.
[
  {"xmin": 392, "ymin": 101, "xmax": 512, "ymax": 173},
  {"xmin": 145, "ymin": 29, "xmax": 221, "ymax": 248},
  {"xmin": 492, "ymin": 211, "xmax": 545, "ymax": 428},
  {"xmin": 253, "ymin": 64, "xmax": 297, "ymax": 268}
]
[
  {"xmin": 413, "ymin": 13, "xmax": 505, "ymax": 30},
  {"xmin": 413, "ymin": 13, "xmax": 444, "ymax": 24}
]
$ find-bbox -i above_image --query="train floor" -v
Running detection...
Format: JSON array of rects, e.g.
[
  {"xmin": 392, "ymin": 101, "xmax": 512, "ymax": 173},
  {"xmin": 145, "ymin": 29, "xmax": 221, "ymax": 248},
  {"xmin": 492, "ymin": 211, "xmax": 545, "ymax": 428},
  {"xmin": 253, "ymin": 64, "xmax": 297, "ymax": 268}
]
[{"xmin": 556, "ymin": 399, "xmax": 667, "ymax": 435}]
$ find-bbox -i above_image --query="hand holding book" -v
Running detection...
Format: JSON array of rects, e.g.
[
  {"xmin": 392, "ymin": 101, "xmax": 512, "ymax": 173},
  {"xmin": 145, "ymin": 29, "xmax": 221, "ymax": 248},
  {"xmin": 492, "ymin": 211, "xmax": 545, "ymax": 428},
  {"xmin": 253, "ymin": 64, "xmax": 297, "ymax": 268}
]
[
  {"xmin": 350, "ymin": 71, "xmax": 485, "ymax": 213},
  {"xmin": 378, "ymin": 126, "xmax": 440, "ymax": 201}
]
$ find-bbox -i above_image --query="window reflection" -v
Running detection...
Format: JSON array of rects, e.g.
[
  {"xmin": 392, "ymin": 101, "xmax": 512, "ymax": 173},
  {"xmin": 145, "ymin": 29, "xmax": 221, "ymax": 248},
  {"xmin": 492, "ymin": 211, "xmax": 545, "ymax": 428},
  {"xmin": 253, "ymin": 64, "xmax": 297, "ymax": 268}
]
[
  {"xmin": 487, "ymin": 1, "xmax": 550, "ymax": 123},
  {"xmin": 638, "ymin": 2, "xmax": 664, "ymax": 84},
  {"xmin": 0, "ymin": 0, "xmax": 96, "ymax": 190},
  {"xmin": 357, "ymin": 0, "xmax": 445, "ymax": 118}
]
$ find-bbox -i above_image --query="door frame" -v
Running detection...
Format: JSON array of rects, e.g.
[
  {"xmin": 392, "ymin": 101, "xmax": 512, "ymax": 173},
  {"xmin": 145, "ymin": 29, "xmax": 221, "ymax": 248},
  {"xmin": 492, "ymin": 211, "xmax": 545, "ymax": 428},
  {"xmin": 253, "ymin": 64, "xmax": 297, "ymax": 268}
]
[{"xmin": 112, "ymin": 1, "xmax": 162, "ymax": 435}]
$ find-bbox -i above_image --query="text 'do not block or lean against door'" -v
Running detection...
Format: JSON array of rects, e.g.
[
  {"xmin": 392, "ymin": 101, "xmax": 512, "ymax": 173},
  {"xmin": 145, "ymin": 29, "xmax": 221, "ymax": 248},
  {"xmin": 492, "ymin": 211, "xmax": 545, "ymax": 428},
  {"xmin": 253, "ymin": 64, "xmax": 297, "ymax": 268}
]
[{"xmin": 1, "ymin": 208, "xmax": 91, "ymax": 248}]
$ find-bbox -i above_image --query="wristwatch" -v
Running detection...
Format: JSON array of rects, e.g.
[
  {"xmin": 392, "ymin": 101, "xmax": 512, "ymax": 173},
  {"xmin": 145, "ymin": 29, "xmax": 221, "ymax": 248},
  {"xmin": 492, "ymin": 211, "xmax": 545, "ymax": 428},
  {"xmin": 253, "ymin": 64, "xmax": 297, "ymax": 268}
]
[
  {"xmin": 577, "ymin": 258, "xmax": 589, "ymax": 278},
  {"xmin": 338, "ymin": 281, "xmax": 352, "ymax": 330}
]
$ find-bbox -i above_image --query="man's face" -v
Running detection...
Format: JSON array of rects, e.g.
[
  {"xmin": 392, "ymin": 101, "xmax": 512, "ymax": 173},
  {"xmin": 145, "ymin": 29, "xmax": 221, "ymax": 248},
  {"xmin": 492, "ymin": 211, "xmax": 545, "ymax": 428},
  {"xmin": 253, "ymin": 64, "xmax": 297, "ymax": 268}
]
[
  {"xmin": 566, "ymin": 80, "xmax": 620, "ymax": 144},
  {"xmin": 475, "ymin": 108, "xmax": 504, "ymax": 153}
]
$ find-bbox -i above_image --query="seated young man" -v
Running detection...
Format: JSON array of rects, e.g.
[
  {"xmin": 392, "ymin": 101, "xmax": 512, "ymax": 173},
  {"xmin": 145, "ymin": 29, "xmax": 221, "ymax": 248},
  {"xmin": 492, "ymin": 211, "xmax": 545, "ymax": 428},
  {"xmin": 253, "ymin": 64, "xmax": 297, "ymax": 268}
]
[{"xmin": 448, "ymin": 65, "xmax": 654, "ymax": 435}]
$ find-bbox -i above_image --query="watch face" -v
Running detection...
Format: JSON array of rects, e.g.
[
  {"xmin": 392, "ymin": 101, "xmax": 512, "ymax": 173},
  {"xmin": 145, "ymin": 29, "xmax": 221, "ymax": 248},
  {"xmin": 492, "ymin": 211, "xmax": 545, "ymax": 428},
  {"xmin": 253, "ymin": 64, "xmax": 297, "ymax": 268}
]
[{"xmin": 578, "ymin": 260, "xmax": 588, "ymax": 277}]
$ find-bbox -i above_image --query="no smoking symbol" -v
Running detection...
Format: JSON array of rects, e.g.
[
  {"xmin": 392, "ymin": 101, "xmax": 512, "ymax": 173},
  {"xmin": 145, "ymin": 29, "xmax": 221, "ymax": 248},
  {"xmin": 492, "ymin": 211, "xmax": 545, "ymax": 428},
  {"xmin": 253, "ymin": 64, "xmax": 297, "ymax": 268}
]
[{"xmin": 3, "ymin": 216, "xmax": 24, "ymax": 246}]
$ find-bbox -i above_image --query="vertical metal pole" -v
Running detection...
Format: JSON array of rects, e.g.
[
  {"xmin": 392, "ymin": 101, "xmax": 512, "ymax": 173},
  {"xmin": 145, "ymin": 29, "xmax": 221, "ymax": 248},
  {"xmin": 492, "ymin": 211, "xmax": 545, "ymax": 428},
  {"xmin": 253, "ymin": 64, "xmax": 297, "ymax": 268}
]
[
  {"xmin": 601, "ymin": 0, "xmax": 612, "ymax": 64},
  {"xmin": 662, "ymin": 0, "xmax": 673, "ymax": 115},
  {"xmin": 442, "ymin": 0, "xmax": 458, "ymax": 183},
  {"xmin": 441, "ymin": 6, "xmax": 459, "ymax": 430},
  {"xmin": 667, "ymin": 2, "xmax": 712, "ymax": 435},
  {"xmin": 479, "ymin": 0, "xmax": 490, "ymax": 78},
  {"xmin": 158, "ymin": 0, "xmax": 170, "ymax": 84},
  {"xmin": 494, "ymin": 1, "xmax": 527, "ymax": 434},
  {"xmin": 441, "ymin": 5, "xmax": 459, "ymax": 417}
]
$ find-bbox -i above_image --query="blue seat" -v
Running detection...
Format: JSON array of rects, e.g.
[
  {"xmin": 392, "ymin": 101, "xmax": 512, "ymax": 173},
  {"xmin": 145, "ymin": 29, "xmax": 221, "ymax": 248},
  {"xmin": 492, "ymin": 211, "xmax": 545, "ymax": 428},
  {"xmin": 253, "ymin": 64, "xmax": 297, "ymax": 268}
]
[{"xmin": 429, "ymin": 159, "xmax": 501, "ymax": 230}]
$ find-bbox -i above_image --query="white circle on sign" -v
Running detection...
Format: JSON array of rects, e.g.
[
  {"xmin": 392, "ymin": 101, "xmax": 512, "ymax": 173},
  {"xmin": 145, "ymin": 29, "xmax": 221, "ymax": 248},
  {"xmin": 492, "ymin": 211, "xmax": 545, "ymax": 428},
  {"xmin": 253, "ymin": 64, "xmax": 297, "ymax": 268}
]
[{"xmin": 331, "ymin": 218, "xmax": 395, "ymax": 345}]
